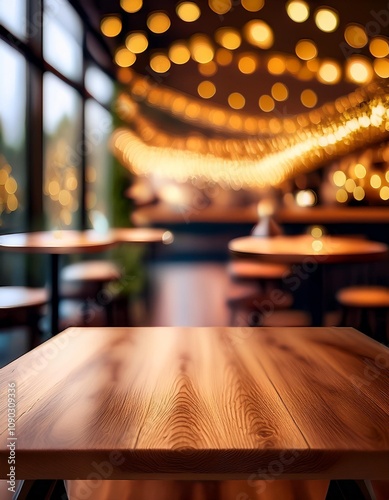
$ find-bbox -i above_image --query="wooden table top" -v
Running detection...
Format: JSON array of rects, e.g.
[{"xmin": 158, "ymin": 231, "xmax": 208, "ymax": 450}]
[
  {"xmin": 229, "ymin": 234, "xmax": 389, "ymax": 264},
  {"xmin": 110, "ymin": 227, "xmax": 174, "ymax": 245},
  {"xmin": 0, "ymin": 326, "xmax": 388, "ymax": 481},
  {"xmin": 0, "ymin": 230, "xmax": 115, "ymax": 254}
]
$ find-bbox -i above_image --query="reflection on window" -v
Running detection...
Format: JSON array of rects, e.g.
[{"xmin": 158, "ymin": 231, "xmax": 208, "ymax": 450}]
[
  {"xmin": 43, "ymin": 0, "xmax": 83, "ymax": 81},
  {"xmin": 0, "ymin": 41, "xmax": 26, "ymax": 230},
  {"xmin": 0, "ymin": 0, "xmax": 26, "ymax": 40},
  {"xmin": 85, "ymin": 100, "xmax": 113, "ymax": 230},
  {"xmin": 85, "ymin": 66, "xmax": 114, "ymax": 106},
  {"xmin": 43, "ymin": 73, "xmax": 82, "ymax": 229}
]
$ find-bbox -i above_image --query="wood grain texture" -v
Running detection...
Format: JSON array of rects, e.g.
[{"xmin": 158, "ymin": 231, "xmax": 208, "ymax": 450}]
[
  {"xmin": 0, "ymin": 327, "xmax": 388, "ymax": 481},
  {"xmin": 228, "ymin": 235, "xmax": 388, "ymax": 264},
  {"xmin": 110, "ymin": 227, "xmax": 174, "ymax": 245}
]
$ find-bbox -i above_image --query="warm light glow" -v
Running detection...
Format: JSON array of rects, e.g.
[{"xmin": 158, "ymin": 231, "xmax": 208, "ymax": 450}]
[
  {"xmin": 115, "ymin": 47, "xmax": 136, "ymax": 67},
  {"xmin": 121, "ymin": 0, "xmax": 142, "ymax": 13},
  {"xmin": 300, "ymin": 89, "xmax": 317, "ymax": 108},
  {"xmin": 198, "ymin": 61, "xmax": 217, "ymax": 75},
  {"xmin": 369, "ymin": 38, "xmax": 389, "ymax": 58},
  {"xmin": 314, "ymin": 8, "xmax": 339, "ymax": 33},
  {"xmin": 353, "ymin": 186, "xmax": 365, "ymax": 201},
  {"xmin": 286, "ymin": 0, "xmax": 309, "ymax": 23},
  {"xmin": 312, "ymin": 240, "xmax": 323, "ymax": 251},
  {"xmin": 216, "ymin": 48, "xmax": 233, "ymax": 65},
  {"xmin": 258, "ymin": 94, "xmax": 275, "ymax": 112},
  {"xmin": 380, "ymin": 186, "xmax": 389, "ymax": 200},
  {"xmin": 198, "ymin": 80, "xmax": 216, "ymax": 98},
  {"xmin": 215, "ymin": 28, "xmax": 241, "ymax": 50},
  {"xmin": 296, "ymin": 189, "xmax": 316, "ymax": 207},
  {"xmin": 336, "ymin": 189, "xmax": 348, "ymax": 203},
  {"xmin": 285, "ymin": 57, "xmax": 301, "ymax": 74},
  {"xmin": 150, "ymin": 53, "xmax": 171, "ymax": 73},
  {"xmin": 169, "ymin": 41, "xmax": 191, "ymax": 64},
  {"xmin": 244, "ymin": 20, "xmax": 274, "ymax": 49},
  {"xmin": 333, "ymin": 170, "xmax": 346, "ymax": 187},
  {"xmin": 370, "ymin": 174, "xmax": 382, "ymax": 188},
  {"xmin": 176, "ymin": 2, "xmax": 201, "ymax": 22},
  {"xmin": 241, "ymin": 0, "xmax": 264, "ymax": 12},
  {"xmin": 125, "ymin": 32, "xmax": 148, "ymax": 53},
  {"xmin": 354, "ymin": 163, "xmax": 366, "ymax": 179},
  {"xmin": 100, "ymin": 16, "xmax": 122, "ymax": 37},
  {"xmin": 228, "ymin": 92, "xmax": 245, "ymax": 109},
  {"xmin": 345, "ymin": 178, "xmax": 356, "ymax": 192},
  {"xmin": 190, "ymin": 34, "xmax": 214, "ymax": 63},
  {"xmin": 209, "ymin": 0, "xmax": 231, "ymax": 14},
  {"xmin": 374, "ymin": 58, "xmax": 389, "ymax": 78},
  {"xmin": 318, "ymin": 60, "xmax": 341, "ymax": 84},
  {"xmin": 238, "ymin": 54, "xmax": 257, "ymax": 74},
  {"xmin": 346, "ymin": 57, "xmax": 373, "ymax": 84},
  {"xmin": 267, "ymin": 56, "xmax": 286, "ymax": 75},
  {"xmin": 310, "ymin": 226, "xmax": 323, "ymax": 238},
  {"xmin": 271, "ymin": 82, "xmax": 288, "ymax": 101},
  {"xmin": 295, "ymin": 39, "xmax": 317, "ymax": 60},
  {"xmin": 344, "ymin": 24, "xmax": 368, "ymax": 48},
  {"xmin": 147, "ymin": 12, "xmax": 171, "ymax": 34}
]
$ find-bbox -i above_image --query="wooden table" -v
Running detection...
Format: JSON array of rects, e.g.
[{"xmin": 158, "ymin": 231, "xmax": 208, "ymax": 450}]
[
  {"xmin": 0, "ymin": 228, "xmax": 174, "ymax": 335},
  {"xmin": 0, "ymin": 326, "xmax": 388, "ymax": 495},
  {"xmin": 229, "ymin": 235, "xmax": 388, "ymax": 326}
]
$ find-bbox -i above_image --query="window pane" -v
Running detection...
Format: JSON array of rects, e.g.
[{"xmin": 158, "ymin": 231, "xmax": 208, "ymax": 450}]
[
  {"xmin": 85, "ymin": 100, "xmax": 113, "ymax": 230},
  {"xmin": 85, "ymin": 66, "xmax": 114, "ymax": 106},
  {"xmin": 0, "ymin": 41, "xmax": 27, "ymax": 284},
  {"xmin": 43, "ymin": 73, "xmax": 82, "ymax": 229},
  {"xmin": 0, "ymin": 0, "xmax": 26, "ymax": 40},
  {"xmin": 43, "ymin": 0, "xmax": 83, "ymax": 81}
]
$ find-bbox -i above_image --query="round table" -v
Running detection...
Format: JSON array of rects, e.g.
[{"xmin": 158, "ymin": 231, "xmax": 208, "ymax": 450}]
[
  {"xmin": 0, "ymin": 231, "xmax": 115, "ymax": 335},
  {"xmin": 229, "ymin": 234, "xmax": 388, "ymax": 326},
  {"xmin": 109, "ymin": 227, "xmax": 174, "ymax": 245}
]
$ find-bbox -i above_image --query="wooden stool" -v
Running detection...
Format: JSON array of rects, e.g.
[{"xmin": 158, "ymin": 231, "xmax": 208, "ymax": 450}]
[
  {"xmin": 227, "ymin": 290, "xmax": 294, "ymax": 326},
  {"xmin": 228, "ymin": 260, "xmax": 290, "ymax": 293},
  {"xmin": 0, "ymin": 286, "xmax": 47, "ymax": 349},
  {"xmin": 336, "ymin": 286, "xmax": 389, "ymax": 343},
  {"xmin": 60, "ymin": 260, "xmax": 122, "ymax": 326}
]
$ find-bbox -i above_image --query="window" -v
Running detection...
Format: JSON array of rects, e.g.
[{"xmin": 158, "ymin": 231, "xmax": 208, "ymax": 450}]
[{"xmin": 0, "ymin": 0, "xmax": 26, "ymax": 40}]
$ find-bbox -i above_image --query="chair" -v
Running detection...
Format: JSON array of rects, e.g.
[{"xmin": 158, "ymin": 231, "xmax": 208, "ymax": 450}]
[
  {"xmin": 0, "ymin": 286, "xmax": 47, "ymax": 349},
  {"xmin": 336, "ymin": 285, "xmax": 389, "ymax": 343}
]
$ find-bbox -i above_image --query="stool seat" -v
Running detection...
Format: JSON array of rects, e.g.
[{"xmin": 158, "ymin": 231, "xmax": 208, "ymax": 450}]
[
  {"xmin": 61, "ymin": 260, "xmax": 122, "ymax": 283},
  {"xmin": 228, "ymin": 260, "xmax": 290, "ymax": 281},
  {"xmin": 261, "ymin": 310, "xmax": 311, "ymax": 327},
  {"xmin": 336, "ymin": 286, "xmax": 389, "ymax": 308},
  {"xmin": 0, "ymin": 286, "xmax": 47, "ymax": 310}
]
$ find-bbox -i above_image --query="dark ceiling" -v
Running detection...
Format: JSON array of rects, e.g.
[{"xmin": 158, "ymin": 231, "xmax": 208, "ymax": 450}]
[{"xmin": 74, "ymin": 0, "xmax": 389, "ymax": 115}]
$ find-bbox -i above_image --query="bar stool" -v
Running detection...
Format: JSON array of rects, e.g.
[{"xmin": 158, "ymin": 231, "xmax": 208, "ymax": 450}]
[
  {"xmin": 228, "ymin": 259, "xmax": 290, "ymax": 293},
  {"xmin": 60, "ymin": 260, "xmax": 122, "ymax": 326},
  {"xmin": 336, "ymin": 285, "xmax": 389, "ymax": 343},
  {"xmin": 0, "ymin": 286, "xmax": 48, "ymax": 349}
]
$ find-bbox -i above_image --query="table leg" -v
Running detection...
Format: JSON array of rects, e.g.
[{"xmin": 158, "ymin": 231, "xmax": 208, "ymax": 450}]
[
  {"xmin": 310, "ymin": 265, "xmax": 324, "ymax": 327},
  {"xmin": 49, "ymin": 254, "xmax": 60, "ymax": 336}
]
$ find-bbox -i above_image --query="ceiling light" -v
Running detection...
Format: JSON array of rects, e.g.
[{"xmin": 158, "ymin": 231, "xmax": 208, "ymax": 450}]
[
  {"xmin": 209, "ymin": 0, "xmax": 232, "ymax": 15},
  {"xmin": 344, "ymin": 24, "xmax": 368, "ymax": 48},
  {"xmin": 241, "ymin": 0, "xmax": 264, "ymax": 12},
  {"xmin": 318, "ymin": 60, "xmax": 341, "ymax": 84},
  {"xmin": 295, "ymin": 39, "xmax": 317, "ymax": 60},
  {"xmin": 215, "ymin": 28, "xmax": 241, "ymax": 50},
  {"xmin": 120, "ymin": 0, "xmax": 142, "ymax": 13},
  {"xmin": 147, "ymin": 12, "xmax": 171, "ymax": 34},
  {"xmin": 125, "ymin": 32, "xmax": 148, "ymax": 53},
  {"xmin": 215, "ymin": 48, "xmax": 233, "ymax": 65},
  {"xmin": 346, "ymin": 56, "xmax": 373, "ymax": 84},
  {"xmin": 286, "ymin": 1, "xmax": 309, "ymax": 23},
  {"xmin": 267, "ymin": 56, "xmax": 286, "ymax": 75},
  {"xmin": 115, "ymin": 47, "xmax": 136, "ymax": 67},
  {"xmin": 300, "ymin": 89, "xmax": 317, "ymax": 108},
  {"xmin": 244, "ymin": 20, "xmax": 274, "ymax": 49},
  {"xmin": 100, "ymin": 16, "xmax": 122, "ymax": 37},
  {"xmin": 168, "ymin": 41, "xmax": 191, "ymax": 64},
  {"xmin": 354, "ymin": 163, "xmax": 366, "ymax": 178},
  {"xmin": 314, "ymin": 8, "xmax": 339, "ymax": 33},
  {"xmin": 150, "ymin": 53, "xmax": 171, "ymax": 73},
  {"xmin": 228, "ymin": 92, "xmax": 245, "ymax": 109},
  {"xmin": 238, "ymin": 54, "xmax": 257, "ymax": 74},
  {"xmin": 176, "ymin": 2, "xmax": 201, "ymax": 22},
  {"xmin": 258, "ymin": 95, "xmax": 275, "ymax": 112},
  {"xmin": 271, "ymin": 82, "xmax": 288, "ymax": 101},
  {"xmin": 198, "ymin": 81, "xmax": 216, "ymax": 98},
  {"xmin": 374, "ymin": 58, "xmax": 389, "ymax": 78},
  {"xmin": 333, "ymin": 170, "xmax": 346, "ymax": 187},
  {"xmin": 369, "ymin": 38, "xmax": 389, "ymax": 58},
  {"xmin": 190, "ymin": 34, "xmax": 214, "ymax": 63}
]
